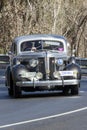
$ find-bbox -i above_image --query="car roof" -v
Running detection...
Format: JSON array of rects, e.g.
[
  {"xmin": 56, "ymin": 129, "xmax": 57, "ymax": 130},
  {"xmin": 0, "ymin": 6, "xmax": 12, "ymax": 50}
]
[{"xmin": 13, "ymin": 34, "xmax": 67, "ymax": 44}]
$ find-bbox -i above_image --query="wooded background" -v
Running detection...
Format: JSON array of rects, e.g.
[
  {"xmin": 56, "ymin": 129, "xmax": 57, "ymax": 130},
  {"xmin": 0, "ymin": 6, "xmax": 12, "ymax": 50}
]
[{"xmin": 0, "ymin": 0, "xmax": 87, "ymax": 57}]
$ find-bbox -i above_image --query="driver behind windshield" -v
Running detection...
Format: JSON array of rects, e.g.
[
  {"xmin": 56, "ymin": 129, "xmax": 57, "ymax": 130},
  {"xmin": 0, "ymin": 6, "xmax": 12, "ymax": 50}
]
[{"xmin": 21, "ymin": 41, "xmax": 42, "ymax": 51}]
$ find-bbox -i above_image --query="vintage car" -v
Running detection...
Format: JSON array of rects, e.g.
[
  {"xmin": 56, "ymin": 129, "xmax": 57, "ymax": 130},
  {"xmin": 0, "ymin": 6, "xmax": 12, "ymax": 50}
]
[{"xmin": 5, "ymin": 34, "xmax": 81, "ymax": 98}]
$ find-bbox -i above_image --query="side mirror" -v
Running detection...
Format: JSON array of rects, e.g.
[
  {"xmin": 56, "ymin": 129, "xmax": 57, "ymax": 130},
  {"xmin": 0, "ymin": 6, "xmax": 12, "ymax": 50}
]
[
  {"xmin": 67, "ymin": 42, "xmax": 70, "ymax": 48},
  {"xmin": 8, "ymin": 51, "xmax": 12, "ymax": 55},
  {"xmin": 72, "ymin": 49, "xmax": 76, "ymax": 56}
]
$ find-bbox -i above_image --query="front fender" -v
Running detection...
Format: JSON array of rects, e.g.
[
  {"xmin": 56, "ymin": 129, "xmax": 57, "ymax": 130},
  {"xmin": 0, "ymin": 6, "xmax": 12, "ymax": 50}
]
[
  {"xmin": 5, "ymin": 65, "xmax": 11, "ymax": 86},
  {"xmin": 11, "ymin": 64, "xmax": 27, "ymax": 82},
  {"xmin": 65, "ymin": 63, "xmax": 81, "ymax": 79}
]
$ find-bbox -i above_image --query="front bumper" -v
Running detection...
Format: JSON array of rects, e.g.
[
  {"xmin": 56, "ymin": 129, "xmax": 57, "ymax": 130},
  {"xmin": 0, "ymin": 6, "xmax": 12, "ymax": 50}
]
[{"xmin": 16, "ymin": 79, "xmax": 80, "ymax": 88}]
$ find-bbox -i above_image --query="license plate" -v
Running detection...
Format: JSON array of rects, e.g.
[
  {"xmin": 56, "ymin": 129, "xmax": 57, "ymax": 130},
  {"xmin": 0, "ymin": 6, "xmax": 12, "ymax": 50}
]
[
  {"xmin": 26, "ymin": 72, "xmax": 36, "ymax": 77},
  {"xmin": 59, "ymin": 71, "xmax": 73, "ymax": 76}
]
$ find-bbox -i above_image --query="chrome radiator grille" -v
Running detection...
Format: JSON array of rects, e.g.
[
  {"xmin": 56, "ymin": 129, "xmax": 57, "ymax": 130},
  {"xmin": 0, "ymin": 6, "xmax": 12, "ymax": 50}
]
[
  {"xmin": 38, "ymin": 57, "xmax": 55, "ymax": 80},
  {"xmin": 38, "ymin": 58, "xmax": 46, "ymax": 79}
]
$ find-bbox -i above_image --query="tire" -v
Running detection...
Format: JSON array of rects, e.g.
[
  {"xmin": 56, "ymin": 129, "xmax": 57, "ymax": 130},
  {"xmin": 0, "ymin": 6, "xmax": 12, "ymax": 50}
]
[
  {"xmin": 8, "ymin": 73, "xmax": 14, "ymax": 97},
  {"xmin": 13, "ymin": 83, "xmax": 21, "ymax": 98},
  {"xmin": 63, "ymin": 86, "xmax": 70, "ymax": 96},
  {"xmin": 71, "ymin": 85, "xmax": 79, "ymax": 95},
  {"xmin": 8, "ymin": 88, "xmax": 13, "ymax": 96}
]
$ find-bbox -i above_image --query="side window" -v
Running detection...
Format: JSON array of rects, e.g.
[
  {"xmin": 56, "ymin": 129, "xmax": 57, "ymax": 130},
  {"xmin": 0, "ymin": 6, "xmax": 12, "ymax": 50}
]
[
  {"xmin": 11, "ymin": 43, "xmax": 14, "ymax": 53},
  {"xmin": 11, "ymin": 42, "xmax": 17, "ymax": 54},
  {"xmin": 14, "ymin": 44, "xmax": 17, "ymax": 54}
]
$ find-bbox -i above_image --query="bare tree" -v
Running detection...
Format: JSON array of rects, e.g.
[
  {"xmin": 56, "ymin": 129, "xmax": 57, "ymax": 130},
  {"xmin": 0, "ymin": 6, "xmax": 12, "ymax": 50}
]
[{"xmin": 0, "ymin": 0, "xmax": 87, "ymax": 57}]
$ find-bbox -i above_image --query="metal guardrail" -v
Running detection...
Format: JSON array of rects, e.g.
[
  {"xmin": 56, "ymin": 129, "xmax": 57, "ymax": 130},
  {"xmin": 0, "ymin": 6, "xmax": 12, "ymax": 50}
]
[
  {"xmin": 0, "ymin": 54, "xmax": 9, "ymax": 69},
  {"xmin": 76, "ymin": 57, "xmax": 87, "ymax": 66},
  {"xmin": 76, "ymin": 57, "xmax": 87, "ymax": 75},
  {"xmin": 0, "ymin": 54, "xmax": 9, "ymax": 63}
]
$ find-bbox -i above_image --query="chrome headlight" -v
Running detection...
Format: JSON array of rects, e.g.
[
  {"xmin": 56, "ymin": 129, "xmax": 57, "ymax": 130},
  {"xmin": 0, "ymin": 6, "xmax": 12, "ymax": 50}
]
[
  {"xmin": 56, "ymin": 59, "xmax": 63, "ymax": 66},
  {"xmin": 53, "ymin": 71, "xmax": 61, "ymax": 79},
  {"xmin": 36, "ymin": 72, "xmax": 43, "ymax": 80},
  {"xmin": 73, "ymin": 70, "xmax": 78, "ymax": 78},
  {"xmin": 29, "ymin": 59, "xmax": 38, "ymax": 67}
]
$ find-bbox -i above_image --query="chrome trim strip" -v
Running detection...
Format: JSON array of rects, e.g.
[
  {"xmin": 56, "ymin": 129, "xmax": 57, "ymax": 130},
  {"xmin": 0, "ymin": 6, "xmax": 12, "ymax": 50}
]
[{"xmin": 16, "ymin": 79, "xmax": 80, "ymax": 87}]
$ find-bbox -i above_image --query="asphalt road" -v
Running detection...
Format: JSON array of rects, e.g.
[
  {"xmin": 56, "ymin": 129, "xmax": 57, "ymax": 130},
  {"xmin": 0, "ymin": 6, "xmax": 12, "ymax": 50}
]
[{"xmin": 0, "ymin": 69, "xmax": 87, "ymax": 130}]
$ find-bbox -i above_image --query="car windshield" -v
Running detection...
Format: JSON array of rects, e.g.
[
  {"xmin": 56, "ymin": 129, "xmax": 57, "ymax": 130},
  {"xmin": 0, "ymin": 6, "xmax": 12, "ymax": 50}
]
[{"xmin": 21, "ymin": 40, "xmax": 64, "ymax": 52}]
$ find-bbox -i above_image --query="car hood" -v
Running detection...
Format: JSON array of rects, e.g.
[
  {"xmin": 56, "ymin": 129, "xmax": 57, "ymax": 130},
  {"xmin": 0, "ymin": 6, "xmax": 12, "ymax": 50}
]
[{"xmin": 17, "ymin": 51, "xmax": 68, "ymax": 60}]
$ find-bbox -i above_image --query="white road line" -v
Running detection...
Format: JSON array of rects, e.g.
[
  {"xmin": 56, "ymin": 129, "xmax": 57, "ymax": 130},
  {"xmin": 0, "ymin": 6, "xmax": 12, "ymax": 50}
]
[
  {"xmin": 0, "ymin": 76, "xmax": 5, "ymax": 78},
  {"xmin": 0, "ymin": 107, "xmax": 87, "ymax": 129}
]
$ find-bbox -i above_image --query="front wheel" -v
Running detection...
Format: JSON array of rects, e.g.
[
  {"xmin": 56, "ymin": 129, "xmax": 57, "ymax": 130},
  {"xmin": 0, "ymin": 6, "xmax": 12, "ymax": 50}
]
[
  {"xmin": 63, "ymin": 86, "xmax": 70, "ymax": 96},
  {"xmin": 71, "ymin": 84, "xmax": 79, "ymax": 95},
  {"xmin": 13, "ymin": 83, "xmax": 22, "ymax": 98},
  {"xmin": 8, "ymin": 88, "xmax": 13, "ymax": 96}
]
